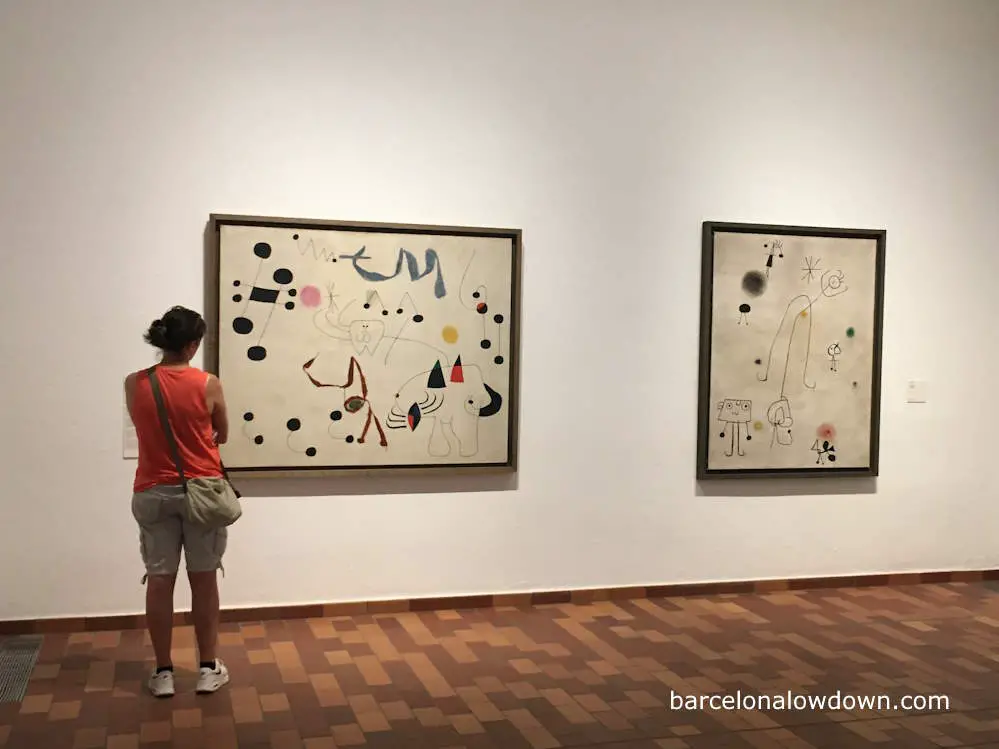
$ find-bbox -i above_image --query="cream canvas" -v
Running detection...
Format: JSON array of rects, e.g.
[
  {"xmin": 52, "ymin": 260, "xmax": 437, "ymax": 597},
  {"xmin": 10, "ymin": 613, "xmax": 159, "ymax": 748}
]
[
  {"xmin": 212, "ymin": 215, "xmax": 520, "ymax": 472},
  {"xmin": 696, "ymin": 222, "xmax": 886, "ymax": 478}
]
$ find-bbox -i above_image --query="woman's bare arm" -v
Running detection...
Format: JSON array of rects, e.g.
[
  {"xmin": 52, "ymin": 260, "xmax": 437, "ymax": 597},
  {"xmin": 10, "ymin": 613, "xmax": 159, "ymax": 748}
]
[
  {"xmin": 124, "ymin": 372, "xmax": 138, "ymax": 423},
  {"xmin": 206, "ymin": 374, "xmax": 229, "ymax": 444}
]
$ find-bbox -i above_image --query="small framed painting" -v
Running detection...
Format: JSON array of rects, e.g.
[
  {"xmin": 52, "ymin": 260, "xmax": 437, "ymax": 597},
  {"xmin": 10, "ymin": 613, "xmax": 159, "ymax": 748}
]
[{"xmin": 696, "ymin": 221, "xmax": 886, "ymax": 479}]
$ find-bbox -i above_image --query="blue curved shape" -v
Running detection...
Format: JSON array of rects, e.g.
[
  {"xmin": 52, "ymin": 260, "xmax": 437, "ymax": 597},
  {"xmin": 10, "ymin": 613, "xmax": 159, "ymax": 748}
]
[{"xmin": 343, "ymin": 247, "xmax": 447, "ymax": 298}]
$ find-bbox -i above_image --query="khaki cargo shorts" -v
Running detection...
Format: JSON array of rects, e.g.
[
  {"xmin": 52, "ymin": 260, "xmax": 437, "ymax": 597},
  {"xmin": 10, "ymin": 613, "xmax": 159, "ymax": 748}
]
[{"xmin": 131, "ymin": 484, "xmax": 227, "ymax": 582}]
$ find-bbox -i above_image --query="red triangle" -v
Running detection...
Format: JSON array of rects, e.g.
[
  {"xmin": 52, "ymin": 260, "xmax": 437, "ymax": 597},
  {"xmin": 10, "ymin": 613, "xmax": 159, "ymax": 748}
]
[{"xmin": 450, "ymin": 356, "xmax": 464, "ymax": 383}]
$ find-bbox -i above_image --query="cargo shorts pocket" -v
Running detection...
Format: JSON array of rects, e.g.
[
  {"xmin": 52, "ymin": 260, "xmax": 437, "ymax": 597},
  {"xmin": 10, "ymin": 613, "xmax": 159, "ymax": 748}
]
[
  {"xmin": 132, "ymin": 490, "xmax": 182, "ymax": 583},
  {"xmin": 214, "ymin": 527, "xmax": 228, "ymax": 578},
  {"xmin": 185, "ymin": 525, "xmax": 228, "ymax": 575},
  {"xmin": 135, "ymin": 523, "xmax": 158, "ymax": 584},
  {"xmin": 138, "ymin": 529, "xmax": 149, "ymax": 566},
  {"xmin": 131, "ymin": 491, "xmax": 163, "ymax": 527}
]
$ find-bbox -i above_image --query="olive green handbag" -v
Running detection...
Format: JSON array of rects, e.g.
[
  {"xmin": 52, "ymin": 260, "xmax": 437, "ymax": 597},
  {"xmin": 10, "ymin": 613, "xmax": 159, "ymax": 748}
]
[{"xmin": 146, "ymin": 366, "xmax": 242, "ymax": 528}]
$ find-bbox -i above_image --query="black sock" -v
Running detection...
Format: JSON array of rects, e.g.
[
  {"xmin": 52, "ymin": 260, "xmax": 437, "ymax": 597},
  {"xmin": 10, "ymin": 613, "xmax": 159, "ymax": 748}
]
[
  {"xmin": 156, "ymin": 665, "xmax": 173, "ymax": 674},
  {"xmin": 200, "ymin": 660, "xmax": 216, "ymax": 670}
]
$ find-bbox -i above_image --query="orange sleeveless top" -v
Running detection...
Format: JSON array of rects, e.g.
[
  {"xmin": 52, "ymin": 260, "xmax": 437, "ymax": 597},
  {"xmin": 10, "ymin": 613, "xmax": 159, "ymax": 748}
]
[{"xmin": 132, "ymin": 366, "xmax": 223, "ymax": 493}]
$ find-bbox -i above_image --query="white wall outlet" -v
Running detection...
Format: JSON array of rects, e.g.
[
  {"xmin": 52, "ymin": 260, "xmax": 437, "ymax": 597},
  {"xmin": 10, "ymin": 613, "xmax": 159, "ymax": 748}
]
[{"xmin": 906, "ymin": 380, "xmax": 928, "ymax": 403}]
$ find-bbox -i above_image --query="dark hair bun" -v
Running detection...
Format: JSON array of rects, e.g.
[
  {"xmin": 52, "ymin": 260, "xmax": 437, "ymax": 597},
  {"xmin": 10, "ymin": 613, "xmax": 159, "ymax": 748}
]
[
  {"xmin": 144, "ymin": 318, "xmax": 169, "ymax": 349},
  {"xmin": 143, "ymin": 306, "xmax": 206, "ymax": 354}
]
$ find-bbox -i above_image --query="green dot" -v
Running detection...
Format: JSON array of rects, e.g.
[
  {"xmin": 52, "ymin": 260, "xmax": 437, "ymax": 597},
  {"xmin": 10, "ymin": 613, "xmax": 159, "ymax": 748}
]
[{"xmin": 846, "ymin": 327, "xmax": 855, "ymax": 338}]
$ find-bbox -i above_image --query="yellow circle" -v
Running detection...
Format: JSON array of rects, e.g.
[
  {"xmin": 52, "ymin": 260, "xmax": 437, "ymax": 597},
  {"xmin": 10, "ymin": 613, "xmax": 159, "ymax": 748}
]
[
  {"xmin": 753, "ymin": 421, "xmax": 763, "ymax": 431},
  {"xmin": 800, "ymin": 310, "xmax": 808, "ymax": 318},
  {"xmin": 442, "ymin": 325, "xmax": 459, "ymax": 344}
]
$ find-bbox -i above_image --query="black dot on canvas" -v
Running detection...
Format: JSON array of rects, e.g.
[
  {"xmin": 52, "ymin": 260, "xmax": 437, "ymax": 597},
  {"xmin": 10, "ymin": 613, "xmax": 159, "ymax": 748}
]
[
  {"xmin": 254, "ymin": 435, "xmax": 264, "ymax": 445},
  {"xmin": 345, "ymin": 435, "xmax": 354, "ymax": 444},
  {"xmin": 472, "ymin": 291, "xmax": 480, "ymax": 299},
  {"xmin": 233, "ymin": 317, "xmax": 253, "ymax": 335},
  {"xmin": 741, "ymin": 270, "xmax": 766, "ymax": 296},
  {"xmin": 363, "ymin": 303, "xmax": 370, "ymax": 309},
  {"xmin": 232, "ymin": 294, "xmax": 242, "ymax": 303},
  {"xmin": 480, "ymin": 339, "xmax": 491, "ymax": 349},
  {"xmin": 494, "ymin": 355, "xmax": 504, "ymax": 364},
  {"xmin": 381, "ymin": 309, "xmax": 388, "ymax": 316},
  {"xmin": 247, "ymin": 345, "xmax": 266, "ymax": 361},
  {"xmin": 396, "ymin": 308, "xmax": 403, "ymax": 314},
  {"xmin": 413, "ymin": 314, "xmax": 424, "ymax": 323},
  {"xmin": 494, "ymin": 314, "xmax": 504, "ymax": 324},
  {"xmin": 330, "ymin": 410, "xmax": 342, "ymax": 421},
  {"xmin": 292, "ymin": 234, "xmax": 299, "ymax": 240},
  {"xmin": 273, "ymin": 268, "xmax": 293, "ymax": 284},
  {"xmin": 253, "ymin": 242, "xmax": 271, "ymax": 259},
  {"xmin": 233, "ymin": 280, "xmax": 241, "ymax": 287},
  {"xmin": 243, "ymin": 412, "xmax": 254, "ymax": 422},
  {"xmin": 287, "ymin": 418, "xmax": 301, "ymax": 431},
  {"xmin": 288, "ymin": 289, "xmax": 297, "ymax": 297},
  {"xmin": 285, "ymin": 301, "xmax": 295, "ymax": 310},
  {"xmin": 306, "ymin": 447, "xmax": 317, "ymax": 457}
]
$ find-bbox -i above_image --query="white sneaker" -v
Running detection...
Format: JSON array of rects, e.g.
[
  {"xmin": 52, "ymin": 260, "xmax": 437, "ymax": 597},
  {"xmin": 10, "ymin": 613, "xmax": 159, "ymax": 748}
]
[
  {"xmin": 148, "ymin": 669, "xmax": 175, "ymax": 698},
  {"xmin": 196, "ymin": 659, "xmax": 229, "ymax": 694}
]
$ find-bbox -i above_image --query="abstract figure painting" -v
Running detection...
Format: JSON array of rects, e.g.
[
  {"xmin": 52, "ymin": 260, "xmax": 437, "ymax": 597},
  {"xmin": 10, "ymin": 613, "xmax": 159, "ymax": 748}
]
[
  {"xmin": 210, "ymin": 214, "xmax": 521, "ymax": 473},
  {"xmin": 696, "ymin": 222, "xmax": 886, "ymax": 479}
]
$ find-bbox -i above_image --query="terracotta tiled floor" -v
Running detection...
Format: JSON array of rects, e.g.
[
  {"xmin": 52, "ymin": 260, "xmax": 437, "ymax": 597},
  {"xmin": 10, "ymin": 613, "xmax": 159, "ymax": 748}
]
[{"xmin": 4, "ymin": 582, "xmax": 999, "ymax": 748}]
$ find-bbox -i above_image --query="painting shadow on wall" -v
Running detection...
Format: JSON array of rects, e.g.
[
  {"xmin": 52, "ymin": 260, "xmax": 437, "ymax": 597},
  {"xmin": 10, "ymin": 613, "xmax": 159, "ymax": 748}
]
[
  {"xmin": 695, "ymin": 476, "xmax": 876, "ymax": 498},
  {"xmin": 203, "ymin": 221, "xmax": 220, "ymax": 374},
  {"xmin": 202, "ymin": 220, "xmax": 519, "ymax": 499},
  {"xmin": 230, "ymin": 470, "xmax": 517, "ymax": 499}
]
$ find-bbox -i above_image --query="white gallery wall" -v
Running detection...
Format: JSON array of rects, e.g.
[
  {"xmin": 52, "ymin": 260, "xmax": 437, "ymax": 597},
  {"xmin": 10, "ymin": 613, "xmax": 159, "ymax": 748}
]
[{"xmin": 1, "ymin": 0, "xmax": 998, "ymax": 621}]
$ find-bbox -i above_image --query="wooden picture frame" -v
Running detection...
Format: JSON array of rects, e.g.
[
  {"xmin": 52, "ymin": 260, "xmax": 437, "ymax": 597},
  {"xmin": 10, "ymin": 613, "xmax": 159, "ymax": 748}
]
[
  {"xmin": 207, "ymin": 213, "xmax": 522, "ymax": 475},
  {"xmin": 696, "ymin": 221, "xmax": 886, "ymax": 479}
]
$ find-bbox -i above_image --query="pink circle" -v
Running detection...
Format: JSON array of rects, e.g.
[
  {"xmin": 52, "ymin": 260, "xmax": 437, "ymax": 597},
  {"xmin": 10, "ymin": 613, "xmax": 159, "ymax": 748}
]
[
  {"xmin": 816, "ymin": 423, "xmax": 836, "ymax": 441},
  {"xmin": 300, "ymin": 285, "xmax": 322, "ymax": 308}
]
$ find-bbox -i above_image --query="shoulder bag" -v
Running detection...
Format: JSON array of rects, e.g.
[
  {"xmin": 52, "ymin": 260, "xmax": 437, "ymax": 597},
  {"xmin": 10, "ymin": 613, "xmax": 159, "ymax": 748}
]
[{"xmin": 146, "ymin": 365, "xmax": 243, "ymax": 528}]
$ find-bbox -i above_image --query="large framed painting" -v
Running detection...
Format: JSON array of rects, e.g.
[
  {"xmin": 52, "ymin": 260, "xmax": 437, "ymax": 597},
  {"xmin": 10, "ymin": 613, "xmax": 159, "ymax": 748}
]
[
  {"xmin": 696, "ymin": 221, "xmax": 886, "ymax": 479},
  {"xmin": 209, "ymin": 214, "xmax": 521, "ymax": 474}
]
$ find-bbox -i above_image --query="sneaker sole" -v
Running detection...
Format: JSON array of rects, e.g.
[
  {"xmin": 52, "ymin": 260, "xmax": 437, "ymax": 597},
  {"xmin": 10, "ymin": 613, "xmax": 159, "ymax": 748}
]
[{"xmin": 196, "ymin": 676, "xmax": 230, "ymax": 694}]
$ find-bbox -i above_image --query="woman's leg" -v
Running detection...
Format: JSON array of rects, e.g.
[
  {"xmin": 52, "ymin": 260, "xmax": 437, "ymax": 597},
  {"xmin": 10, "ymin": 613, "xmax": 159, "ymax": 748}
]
[
  {"xmin": 184, "ymin": 524, "xmax": 230, "ymax": 692},
  {"xmin": 146, "ymin": 573, "xmax": 178, "ymax": 667},
  {"xmin": 132, "ymin": 487, "xmax": 184, "ymax": 696},
  {"xmin": 187, "ymin": 570, "xmax": 219, "ymax": 663}
]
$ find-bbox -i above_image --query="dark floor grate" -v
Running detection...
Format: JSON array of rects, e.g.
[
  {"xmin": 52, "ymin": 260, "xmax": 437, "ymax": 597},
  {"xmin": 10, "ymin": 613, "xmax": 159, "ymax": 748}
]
[{"xmin": 0, "ymin": 636, "xmax": 43, "ymax": 704}]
